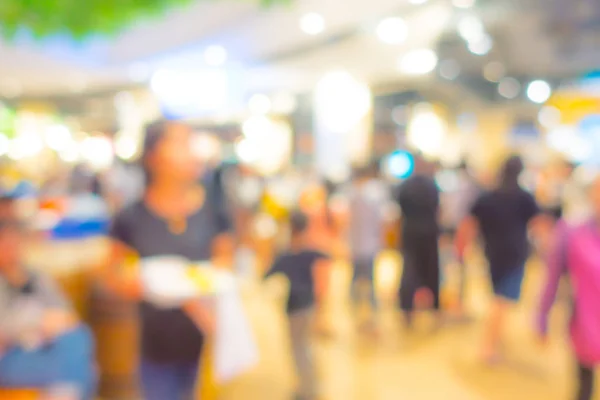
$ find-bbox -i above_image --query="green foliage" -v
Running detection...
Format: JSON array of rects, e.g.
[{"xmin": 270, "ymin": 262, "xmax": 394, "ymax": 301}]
[{"xmin": 0, "ymin": 0, "xmax": 293, "ymax": 40}]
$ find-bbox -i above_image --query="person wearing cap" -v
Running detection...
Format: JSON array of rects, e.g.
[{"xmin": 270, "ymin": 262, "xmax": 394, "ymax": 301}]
[
  {"xmin": 105, "ymin": 120, "xmax": 233, "ymax": 400},
  {"xmin": 0, "ymin": 195, "xmax": 96, "ymax": 399},
  {"xmin": 265, "ymin": 210, "xmax": 330, "ymax": 400}
]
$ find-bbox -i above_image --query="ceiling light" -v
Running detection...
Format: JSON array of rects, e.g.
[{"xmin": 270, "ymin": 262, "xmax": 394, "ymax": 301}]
[
  {"xmin": 300, "ymin": 13, "xmax": 325, "ymax": 35},
  {"xmin": 315, "ymin": 71, "xmax": 372, "ymax": 133},
  {"xmin": 527, "ymin": 80, "xmax": 552, "ymax": 104},
  {"xmin": 248, "ymin": 94, "xmax": 272, "ymax": 115},
  {"xmin": 398, "ymin": 49, "xmax": 438, "ymax": 75},
  {"xmin": 458, "ymin": 16, "xmax": 485, "ymax": 42},
  {"xmin": 439, "ymin": 59, "xmax": 460, "ymax": 80},
  {"xmin": 498, "ymin": 77, "xmax": 521, "ymax": 99},
  {"xmin": 483, "ymin": 61, "xmax": 506, "ymax": 82},
  {"xmin": 453, "ymin": 0, "xmax": 476, "ymax": 9},
  {"xmin": 204, "ymin": 45, "xmax": 228, "ymax": 66},
  {"xmin": 376, "ymin": 17, "xmax": 408, "ymax": 45},
  {"xmin": 467, "ymin": 34, "xmax": 493, "ymax": 55}
]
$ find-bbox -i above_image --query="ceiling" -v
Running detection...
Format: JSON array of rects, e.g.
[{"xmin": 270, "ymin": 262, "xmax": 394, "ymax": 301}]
[{"xmin": 0, "ymin": 0, "xmax": 598, "ymax": 102}]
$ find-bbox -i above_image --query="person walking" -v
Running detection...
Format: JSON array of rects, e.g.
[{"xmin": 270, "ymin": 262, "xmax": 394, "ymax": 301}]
[
  {"xmin": 396, "ymin": 155, "xmax": 441, "ymax": 327},
  {"xmin": 456, "ymin": 155, "xmax": 544, "ymax": 363},
  {"xmin": 538, "ymin": 175, "xmax": 600, "ymax": 400},
  {"xmin": 265, "ymin": 211, "xmax": 330, "ymax": 400},
  {"xmin": 347, "ymin": 163, "xmax": 392, "ymax": 333}
]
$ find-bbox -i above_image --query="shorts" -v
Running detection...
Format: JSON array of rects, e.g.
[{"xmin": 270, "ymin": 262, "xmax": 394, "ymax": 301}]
[{"xmin": 492, "ymin": 265, "xmax": 525, "ymax": 301}]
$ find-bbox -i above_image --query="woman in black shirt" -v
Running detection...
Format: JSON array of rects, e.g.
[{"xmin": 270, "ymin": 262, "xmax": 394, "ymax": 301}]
[{"xmin": 106, "ymin": 120, "xmax": 232, "ymax": 400}]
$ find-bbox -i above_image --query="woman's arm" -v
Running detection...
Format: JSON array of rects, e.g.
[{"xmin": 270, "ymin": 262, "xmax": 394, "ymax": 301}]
[
  {"xmin": 212, "ymin": 233, "xmax": 235, "ymax": 269},
  {"xmin": 102, "ymin": 240, "xmax": 143, "ymax": 301}
]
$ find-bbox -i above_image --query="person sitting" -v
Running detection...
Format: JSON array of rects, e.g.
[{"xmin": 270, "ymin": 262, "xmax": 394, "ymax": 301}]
[{"xmin": 0, "ymin": 194, "xmax": 96, "ymax": 400}]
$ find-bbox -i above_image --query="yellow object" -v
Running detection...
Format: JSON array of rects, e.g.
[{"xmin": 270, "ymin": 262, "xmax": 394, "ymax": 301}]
[{"xmin": 186, "ymin": 267, "xmax": 216, "ymax": 294}]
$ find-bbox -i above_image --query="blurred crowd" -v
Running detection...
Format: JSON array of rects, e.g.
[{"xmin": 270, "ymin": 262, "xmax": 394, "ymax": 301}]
[{"xmin": 1, "ymin": 119, "xmax": 600, "ymax": 400}]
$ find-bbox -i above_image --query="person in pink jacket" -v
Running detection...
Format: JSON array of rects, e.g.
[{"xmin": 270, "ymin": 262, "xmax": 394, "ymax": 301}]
[{"xmin": 538, "ymin": 175, "xmax": 600, "ymax": 400}]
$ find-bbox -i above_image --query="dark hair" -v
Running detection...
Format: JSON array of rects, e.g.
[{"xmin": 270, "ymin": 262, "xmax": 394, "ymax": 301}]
[
  {"xmin": 141, "ymin": 120, "xmax": 172, "ymax": 187},
  {"xmin": 290, "ymin": 210, "xmax": 309, "ymax": 236},
  {"xmin": 499, "ymin": 155, "xmax": 523, "ymax": 191}
]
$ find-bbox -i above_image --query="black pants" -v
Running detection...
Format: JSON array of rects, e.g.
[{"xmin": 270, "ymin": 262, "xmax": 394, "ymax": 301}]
[
  {"xmin": 400, "ymin": 232, "xmax": 440, "ymax": 312},
  {"xmin": 577, "ymin": 362, "xmax": 594, "ymax": 400}
]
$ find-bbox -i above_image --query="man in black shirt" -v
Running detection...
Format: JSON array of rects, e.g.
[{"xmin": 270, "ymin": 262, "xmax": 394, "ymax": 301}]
[{"xmin": 396, "ymin": 155, "xmax": 441, "ymax": 327}]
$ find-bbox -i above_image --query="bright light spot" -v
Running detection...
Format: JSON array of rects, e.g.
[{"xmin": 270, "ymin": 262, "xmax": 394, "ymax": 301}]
[
  {"xmin": 8, "ymin": 134, "xmax": 43, "ymax": 160},
  {"xmin": 407, "ymin": 110, "xmax": 446, "ymax": 157},
  {"xmin": 150, "ymin": 68, "xmax": 229, "ymax": 114},
  {"xmin": 398, "ymin": 49, "xmax": 438, "ymax": 75},
  {"xmin": 204, "ymin": 45, "xmax": 228, "ymax": 66},
  {"xmin": 439, "ymin": 59, "xmax": 460, "ymax": 80},
  {"xmin": 80, "ymin": 137, "xmax": 114, "ymax": 170},
  {"xmin": 453, "ymin": 0, "xmax": 476, "ymax": 8},
  {"xmin": 0, "ymin": 133, "xmax": 9, "ymax": 156},
  {"xmin": 498, "ymin": 77, "xmax": 521, "ymax": 99},
  {"xmin": 315, "ymin": 71, "xmax": 372, "ymax": 133},
  {"xmin": 483, "ymin": 61, "xmax": 506, "ymax": 82},
  {"xmin": 538, "ymin": 106, "xmax": 561, "ymax": 129},
  {"xmin": 248, "ymin": 94, "xmax": 272, "ymax": 115},
  {"xmin": 547, "ymin": 126, "xmax": 592, "ymax": 162},
  {"xmin": 242, "ymin": 115, "xmax": 273, "ymax": 141},
  {"xmin": 388, "ymin": 151, "xmax": 414, "ymax": 179},
  {"xmin": 527, "ymin": 80, "xmax": 552, "ymax": 104},
  {"xmin": 59, "ymin": 142, "xmax": 80, "ymax": 163},
  {"xmin": 409, "ymin": 0, "xmax": 429, "ymax": 4},
  {"xmin": 458, "ymin": 15, "xmax": 485, "ymax": 42},
  {"xmin": 376, "ymin": 17, "xmax": 408, "ymax": 45},
  {"xmin": 235, "ymin": 138, "xmax": 261, "ymax": 164},
  {"xmin": 115, "ymin": 136, "xmax": 137, "ymax": 160},
  {"xmin": 300, "ymin": 13, "xmax": 325, "ymax": 35},
  {"xmin": 467, "ymin": 34, "xmax": 493, "ymax": 55},
  {"xmin": 44, "ymin": 125, "xmax": 72, "ymax": 151}
]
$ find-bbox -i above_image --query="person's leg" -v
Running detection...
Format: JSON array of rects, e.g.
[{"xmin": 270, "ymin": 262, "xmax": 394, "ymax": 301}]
[
  {"xmin": 483, "ymin": 266, "xmax": 524, "ymax": 362},
  {"xmin": 176, "ymin": 360, "xmax": 201, "ymax": 400},
  {"xmin": 350, "ymin": 259, "xmax": 362, "ymax": 308},
  {"xmin": 482, "ymin": 296, "xmax": 508, "ymax": 362},
  {"xmin": 576, "ymin": 362, "xmax": 594, "ymax": 400},
  {"xmin": 367, "ymin": 256, "xmax": 378, "ymax": 311},
  {"xmin": 139, "ymin": 359, "xmax": 179, "ymax": 400},
  {"xmin": 0, "ymin": 326, "xmax": 96, "ymax": 400},
  {"xmin": 289, "ymin": 308, "xmax": 316, "ymax": 400}
]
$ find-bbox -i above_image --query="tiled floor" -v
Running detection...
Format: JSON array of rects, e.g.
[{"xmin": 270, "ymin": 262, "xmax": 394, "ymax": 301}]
[{"xmin": 297, "ymin": 252, "xmax": 584, "ymax": 400}]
